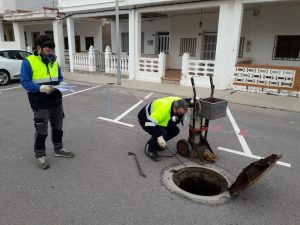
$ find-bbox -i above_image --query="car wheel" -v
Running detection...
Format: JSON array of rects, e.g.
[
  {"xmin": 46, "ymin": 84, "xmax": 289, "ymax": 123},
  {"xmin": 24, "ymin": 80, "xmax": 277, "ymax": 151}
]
[{"xmin": 0, "ymin": 70, "xmax": 10, "ymax": 86}]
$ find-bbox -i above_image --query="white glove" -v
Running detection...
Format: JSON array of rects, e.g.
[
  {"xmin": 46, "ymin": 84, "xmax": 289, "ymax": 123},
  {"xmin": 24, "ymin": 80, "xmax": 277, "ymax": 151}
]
[
  {"xmin": 40, "ymin": 85, "xmax": 54, "ymax": 94},
  {"xmin": 157, "ymin": 136, "xmax": 167, "ymax": 149}
]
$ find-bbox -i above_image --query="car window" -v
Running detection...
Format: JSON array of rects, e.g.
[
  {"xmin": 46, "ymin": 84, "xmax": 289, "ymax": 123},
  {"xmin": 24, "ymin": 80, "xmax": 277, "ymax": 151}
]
[
  {"xmin": 0, "ymin": 51, "xmax": 10, "ymax": 59},
  {"xmin": 0, "ymin": 50, "xmax": 28, "ymax": 60},
  {"xmin": 19, "ymin": 51, "xmax": 31, "ymax": 59}
]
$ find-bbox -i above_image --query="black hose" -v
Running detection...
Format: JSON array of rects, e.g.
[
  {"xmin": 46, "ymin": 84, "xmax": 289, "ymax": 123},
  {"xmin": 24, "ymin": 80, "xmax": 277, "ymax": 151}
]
[{"xmin": 144, "ymin": 142, "xmax": 177, "ymax": 158}]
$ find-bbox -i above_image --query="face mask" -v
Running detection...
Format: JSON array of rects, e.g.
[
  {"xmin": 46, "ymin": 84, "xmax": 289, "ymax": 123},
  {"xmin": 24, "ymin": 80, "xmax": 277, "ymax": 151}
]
[{"xmin": 46, "ymin": 54, "xmax": 56, "ymax": 62}]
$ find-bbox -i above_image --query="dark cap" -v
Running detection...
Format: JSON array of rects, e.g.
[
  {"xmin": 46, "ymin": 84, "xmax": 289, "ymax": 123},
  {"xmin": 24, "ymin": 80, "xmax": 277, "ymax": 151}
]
[
  {"xmin": 36, "ymin": 34, "xmax": 55, "ymax": 49},
  {"xmin": 174, "ymin": 99, "xmax": 188, "ymax": 110}
]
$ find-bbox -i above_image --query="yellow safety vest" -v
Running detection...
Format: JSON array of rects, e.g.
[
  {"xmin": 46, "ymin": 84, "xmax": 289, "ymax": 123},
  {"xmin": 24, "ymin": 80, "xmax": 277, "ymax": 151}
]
[
  {"xmin": 146, "ymin": 96, "xmax": 181, "ymax": 127},
  {"xmin": 27, "ymin": 54, "xmax": 59, "ymax": 84}
]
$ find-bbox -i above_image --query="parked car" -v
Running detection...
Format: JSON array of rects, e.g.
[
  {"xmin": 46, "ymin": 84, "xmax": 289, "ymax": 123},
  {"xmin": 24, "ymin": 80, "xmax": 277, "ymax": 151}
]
[{"xmin": 0, "ymin": 49, "xmax": 32, "ymax": 85}]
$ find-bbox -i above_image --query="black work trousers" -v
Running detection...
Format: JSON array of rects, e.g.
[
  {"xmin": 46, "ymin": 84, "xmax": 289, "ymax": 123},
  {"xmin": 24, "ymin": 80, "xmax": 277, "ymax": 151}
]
[{"xmin": 33, "ymin": 105, "xmax": 64, "ymax": 158}]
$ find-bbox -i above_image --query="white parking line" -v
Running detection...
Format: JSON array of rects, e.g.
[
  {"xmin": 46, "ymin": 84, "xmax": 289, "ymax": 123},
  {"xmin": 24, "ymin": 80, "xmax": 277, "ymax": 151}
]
[
  {"xmin": 0, "ymin": 86, "xmax": 21, "ymax": 91},
  {"xmin": 98, "ymin": 92, "xmax": 153, "ymax": 127},
  {"xmin": 97, "ymin": 117, "xmax": 135, "ymax": 127},
  {"xmin": 218, "ymin": 147, "xmax": 291, "ymax": 168},
  {"xmin": 62, "ymin": 85, "xmax": 103, "ymax": 97},
  {"xmin": 227, "ymin": 107, "xmax": 253, "ymax": 156}
]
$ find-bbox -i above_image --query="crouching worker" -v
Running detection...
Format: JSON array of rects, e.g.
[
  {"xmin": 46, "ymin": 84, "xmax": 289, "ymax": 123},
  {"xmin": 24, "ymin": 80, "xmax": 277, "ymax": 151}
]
[{"xmin": 138, "ymin": 97, "xmax": 188, "ymax": 161}]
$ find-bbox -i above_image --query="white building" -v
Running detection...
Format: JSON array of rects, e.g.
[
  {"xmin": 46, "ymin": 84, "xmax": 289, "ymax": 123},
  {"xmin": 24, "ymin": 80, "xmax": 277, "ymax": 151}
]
[{"xmin": 1, "ymin": 0, "xmax": 300, "ymax": 94}]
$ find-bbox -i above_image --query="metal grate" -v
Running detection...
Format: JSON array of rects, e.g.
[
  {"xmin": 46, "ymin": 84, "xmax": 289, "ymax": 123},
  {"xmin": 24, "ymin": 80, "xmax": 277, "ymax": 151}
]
[
  {"xmin": 202, "ymin": 33, "xmax": 217, "ymax": 60},
  {"xmin": 180, "ymin": 38, "xmax": 197, "ymax": 56},
  {"xmin": 272, "ymin": 35, "xmax": 300, "ymax": 61},
  {"xmin": 157, "ymin": 32, "xmax": 169, "ymax": 54}
]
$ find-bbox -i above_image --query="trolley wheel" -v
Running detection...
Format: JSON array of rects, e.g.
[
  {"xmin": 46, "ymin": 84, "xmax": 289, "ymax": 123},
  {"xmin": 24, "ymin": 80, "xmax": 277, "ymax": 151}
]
[{"xmin": 177, "ymin": 139, "xmax": 192, "ymax": 158}]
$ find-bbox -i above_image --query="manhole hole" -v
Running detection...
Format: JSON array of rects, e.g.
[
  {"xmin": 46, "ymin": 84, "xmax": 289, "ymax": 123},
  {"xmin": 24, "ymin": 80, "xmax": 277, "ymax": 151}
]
[
  {"xmin": 161, "ymin": 163, "xmax": 234, "ymax": 205},
  {"xmin": 173, "ymin": 167, "xmax": 228, "ymax": 196}
]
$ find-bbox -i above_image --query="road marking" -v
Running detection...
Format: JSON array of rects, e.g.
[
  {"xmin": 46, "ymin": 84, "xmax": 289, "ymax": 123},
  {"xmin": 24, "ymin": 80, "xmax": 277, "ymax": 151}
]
[
  {"xmin": 98, "ymin": 92, "xmax": 153, "ymax": 127},
  {"xmin": 218, "ymin": 147, "xmax": 291, "ymax": 168},
  {"xmin": 62, "ymin": 85, "xmax": 103, "ymax": 97},
  {"xmin": 227, "ymin": 107, "xmax": 253, "ymax": 156},
  {"xmin": 97, "ymin": 117, "xmax": 135, "ymax": 127},
  {"xmin": 0, "ymin": 86, "xmax": 21, "ymax": 91}
]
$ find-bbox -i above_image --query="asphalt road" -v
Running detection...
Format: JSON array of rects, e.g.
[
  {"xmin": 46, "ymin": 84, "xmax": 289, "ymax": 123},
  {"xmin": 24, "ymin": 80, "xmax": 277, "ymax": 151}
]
[{"xmin": 0, "ymin": 81, "xmax": 299, "ymax": 225}]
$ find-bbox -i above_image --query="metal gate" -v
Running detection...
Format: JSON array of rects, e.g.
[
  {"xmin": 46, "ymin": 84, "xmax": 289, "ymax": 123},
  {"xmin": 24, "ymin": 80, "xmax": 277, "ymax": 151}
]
[{"xmin": 95, "ymin": 51, "xmax": 105, "ymax": 72}]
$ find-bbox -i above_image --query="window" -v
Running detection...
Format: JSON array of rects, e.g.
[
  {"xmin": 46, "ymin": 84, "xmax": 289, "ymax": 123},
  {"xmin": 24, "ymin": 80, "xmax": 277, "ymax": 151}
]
[
  {"xmin": 141, "ymin": 32, "xmax": 144, "ymax": 53},
  {"xmin": 156, "ymin": 32, "xmax": 169, "ymax": 54},
  {"xmin": 272, "ymin": 35, "xmax": 300, "ymax": 61},
  {"xmin": 121, "ymin": 32, "xmax": 144, "ymax": 53},
  {"xmin": 202, "ymin": 33, "xmax": 217, "ymax": 60},
  {"xmin": 179, "ymin": 38, "xmax": 197, "ymax": 56},
  {"xmin": 85, "ymin": 37, "xmax": 94, "ymax": 50},
  {"xmin": 64, "ymin": 37, "xmax": 69, "ymax": 50},
  {"xmin": 19, "ymin": 51, "xmax": 31, "ymax": 59},
  {"xmin": 0, "ymin": 51, "xmax": 24, "ymax": 60},
  {"xmin": 238, "ymin": 37, "xmax": 245, "ymax": 58},
  {"xmin": 121, "ymin": 32, "xmax": 129, "ymax": 52}
]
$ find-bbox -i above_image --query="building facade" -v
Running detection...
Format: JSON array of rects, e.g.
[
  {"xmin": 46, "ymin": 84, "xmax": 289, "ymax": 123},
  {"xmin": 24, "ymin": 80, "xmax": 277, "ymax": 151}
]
[{"xmin": 1, "ymin": 0, "xmax": 299, "ymax": 94}]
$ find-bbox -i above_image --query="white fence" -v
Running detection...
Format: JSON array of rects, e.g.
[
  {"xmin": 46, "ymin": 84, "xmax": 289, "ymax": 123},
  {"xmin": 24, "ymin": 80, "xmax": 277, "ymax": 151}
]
[
  {"xmin": 104, "ymin": 46, "xmax": 129, "ymax": 75},
  {"xmin": 180, "ymin": 53, "xmax": 215, "ymax": 87},
  {"xmin": 136, "ymin": 52, "xmax": 166, "ymax": 82},
  {"xmin": 234, "ymin": 65, "xmax": 297, "ymax": 95},
  {"xmin": 72, "ymin": 46, "xmax": 105, "ymax": 72},
  {"xmin": 74, "ymin": 53, "xmax": 89, "ymax": 71}
]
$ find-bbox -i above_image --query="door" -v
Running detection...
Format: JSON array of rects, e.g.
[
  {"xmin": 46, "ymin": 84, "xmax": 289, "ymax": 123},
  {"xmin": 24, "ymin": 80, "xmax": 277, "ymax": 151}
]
[
  {"xmin": 32, "ymin": 32, "xmax": 40, "ymax": 51},
  {"xmin": 156, "ymin": 32, "xmax": 169, "ymax": 54},
  {"xmin": 201, "ymin": 32, "xmax": 217, "ymax": 60},
  {"xmin": 75, "ymin": 35, "xmax": 81, "ymax": 52}
]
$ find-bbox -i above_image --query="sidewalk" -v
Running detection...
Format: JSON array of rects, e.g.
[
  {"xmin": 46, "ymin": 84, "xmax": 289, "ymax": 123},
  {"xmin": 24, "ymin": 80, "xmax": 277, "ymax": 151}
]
[{"xmin": 63, "ymin": 72, "xmax": 300, "ymax": 113}]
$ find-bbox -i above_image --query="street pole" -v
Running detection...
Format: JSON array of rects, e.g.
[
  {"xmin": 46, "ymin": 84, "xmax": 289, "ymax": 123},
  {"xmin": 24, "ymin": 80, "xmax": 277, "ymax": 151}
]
[{"xmin": 115, "ymin": 0, "xmax": 121, "ymax": 85}]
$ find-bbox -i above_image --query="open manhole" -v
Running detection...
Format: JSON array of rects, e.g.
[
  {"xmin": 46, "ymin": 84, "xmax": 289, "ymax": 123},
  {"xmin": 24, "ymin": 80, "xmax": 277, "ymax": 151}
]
[
  {"xmin": 173, "ymin": 167, "xmax": 228, "ymax": 196},
  {"xmin": 161, "ymin": 154, "xmax": 281, "ymax": 204}
]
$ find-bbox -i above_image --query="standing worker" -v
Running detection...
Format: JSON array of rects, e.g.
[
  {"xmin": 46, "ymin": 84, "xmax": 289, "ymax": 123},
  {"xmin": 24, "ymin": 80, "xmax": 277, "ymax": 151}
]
[
  {"xmin": 138, "ymin": 97, "xmax": 188, "ymax": 161},
  {"xmin": 21, "ymin": 34, "xmax": 74, "ymax": 169}
]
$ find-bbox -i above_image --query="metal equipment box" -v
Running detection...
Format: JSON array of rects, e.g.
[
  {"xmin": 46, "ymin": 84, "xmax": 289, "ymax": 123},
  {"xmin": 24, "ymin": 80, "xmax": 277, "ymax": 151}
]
[{"xmin": 199, "ymin": 98, "xmax": 228, "ymax": 120}]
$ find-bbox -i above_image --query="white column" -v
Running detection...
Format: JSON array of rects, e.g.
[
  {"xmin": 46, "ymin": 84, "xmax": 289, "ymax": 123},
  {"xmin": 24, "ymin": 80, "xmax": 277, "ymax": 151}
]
[
  {"xmin": 134, "ymin": 11, "xmax": 141, "ymax": 79},
  {"xmin": 181, "ymin": 53, "xmax": 190, "ymax": 77},
  {"xmin": 110, "ymin": 21, "xmax": 116, "ymax": 53},
  {"xmin": 0, "ymin": 20, "xmax": 4, "ymax": 42},
  {"xmin": 128, "ymin": 10, "xmax": 135, "ymax": 80},
  {"xmin": 53, "ymin": 20, "xmax": 65, "ymax": 67},
  {"xmin": 105, "ymin": 45, "xmax": 112, "ymax": 73},
  {"xmin": 66, "ymin": 17, "xmax": 76, "ymax": 72},
  {"xmin": 13, "ymin": 22, "xmax": 26, "ymax": 50},
  {"xmin": 214, "ymin": 0, "xmax": 243, "ymax": 90},
  {"xmin": 96, "ymin": 23, "xmax": 103, "ymax": 51},
  {"xmin": 88, "ymin": 45, "xmax": 96, "ymax": 72},
  {"xmin": 158, "ymin": 52, "xmax": 166, "ymax": 78}
]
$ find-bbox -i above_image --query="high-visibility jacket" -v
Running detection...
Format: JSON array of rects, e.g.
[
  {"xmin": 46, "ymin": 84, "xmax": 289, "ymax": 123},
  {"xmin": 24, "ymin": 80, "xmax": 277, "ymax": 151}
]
[
  {"xmin": 27, "ymin": 54, "xmax": 59, "ymax": 84},
  {"xmin": 21, "ymin": 53, "xmax": 62, "ymax": 110},
  {"xmin": 145, "ymin": 96, "xmax": 181, "ymax": 127}
]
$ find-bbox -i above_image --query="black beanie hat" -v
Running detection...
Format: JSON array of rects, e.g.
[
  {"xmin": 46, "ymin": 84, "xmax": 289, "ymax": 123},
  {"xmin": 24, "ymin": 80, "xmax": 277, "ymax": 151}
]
[{"xmin": 36, "ymin": 34, "xmax": 55, "ymax": 49}]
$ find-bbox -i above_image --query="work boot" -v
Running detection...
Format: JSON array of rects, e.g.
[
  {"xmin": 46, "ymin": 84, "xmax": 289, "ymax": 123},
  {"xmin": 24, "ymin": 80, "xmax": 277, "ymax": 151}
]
[
  {"xmin": 53, "ymin": 148, "xmax": 75, "ymax": 158},
  {"xmin": 36, "ymin": 156, "xmax": 50, "ymax": 169},
  {"xmin": 148, "ymin": 151, "xmax": 161, "ymax": 161}
]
